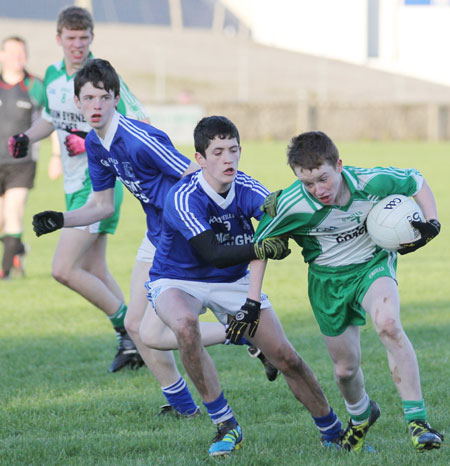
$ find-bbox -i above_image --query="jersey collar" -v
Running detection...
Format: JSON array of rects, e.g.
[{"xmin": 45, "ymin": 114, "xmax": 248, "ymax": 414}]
[
  {"xmin": 197, "ymin": 171, "xmax": 236, "ymax": 209},
  {"xmin": 62, "ymin": 52, "xmax": 94, "ymax": 78},
  {"xmin": 0, "ymin": 72, "xmax": 26, "ymax": 90},
  {"xmin": 341, "ymin": 167, "xmax": 358, "ymax": 194},
  {"xmin": 94, "ymin": 110, "xmax": 120, "ymax": 151}
]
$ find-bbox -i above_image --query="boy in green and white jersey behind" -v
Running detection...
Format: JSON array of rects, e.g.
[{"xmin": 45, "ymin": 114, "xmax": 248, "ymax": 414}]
[
  {"xmin": 241, "ymin": 131, "xmax": 443, "ymax": 453},
  {"xmin": 8, "ymin": 6, "xmax": 147, "ymax": 372}
]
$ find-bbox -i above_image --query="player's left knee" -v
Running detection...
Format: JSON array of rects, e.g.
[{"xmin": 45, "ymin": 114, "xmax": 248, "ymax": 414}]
[
  {"xmin": 51, "ymin": 266, "xmax": 72, "ymax": 286},
  {"xmin": 334, "ymin": 363, "xmax": 359, "ymax": 383},
  {"xmin": 376, "ymin": 317, "xmax": 403, "ymax": 342},
  {"xmin": 274, "ymin": 347, "xmax": 303, "ymax": 374}
]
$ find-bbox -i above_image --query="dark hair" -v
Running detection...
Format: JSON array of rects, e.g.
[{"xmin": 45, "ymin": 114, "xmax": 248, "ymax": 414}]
[
  {"xmin": 74, "ymin": 58, "xmax": 120, "ymax": 98},
  {"xmin": 1, "ymin": 36, "xmax": 27, "ymax": 53},
  {"xmin": 194, "ymin": 116, "xmax": 240, "ymax": 157},
  {"xmin": 57, "ymin": 6, "xmax": 94, "ymax": 34},
  {"xmin": 287, "ymin": 131, "xmax": 339, "ymax": 170}
]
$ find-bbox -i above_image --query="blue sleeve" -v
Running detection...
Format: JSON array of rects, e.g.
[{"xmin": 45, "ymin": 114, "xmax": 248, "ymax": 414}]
[
  {"xmin": 86, "ymin": 136, "xmax": 116, "ymax": 191},
  {"xmin": 236, "ymin": 172, "xmax": 270, "ymax": 221},
  {"xmin": 164, "ymin": 186, "xmax": 210, "ymax": 241},
  {"xmin": 136, "ymin": 127, "xmax": 191, "ymax": 178}
]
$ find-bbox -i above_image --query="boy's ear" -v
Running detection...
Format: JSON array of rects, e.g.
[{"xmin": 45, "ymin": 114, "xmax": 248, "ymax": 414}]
[
  {"xmin": 74, "ymin": 95, "xmax": 81, "ymax": 110},
  {"xmin": 194, "ymin": 151, "xmax": 206, "ymax": 167}
]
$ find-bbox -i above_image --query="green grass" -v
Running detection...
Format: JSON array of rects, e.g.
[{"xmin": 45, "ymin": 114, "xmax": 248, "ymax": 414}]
[{"xmin": 1, "ymin": 139, "xmax": 449, "ymax": 465}]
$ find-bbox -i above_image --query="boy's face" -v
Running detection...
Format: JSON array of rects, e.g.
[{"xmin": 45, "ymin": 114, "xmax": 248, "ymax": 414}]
[
  {"xmin": 75, "ymin": 82, "xmax": 120, "ymax": 138},
  {"xmin": 0, "ymin": 39, "xmax": 27, "ymax": 74},
  {"xmin": 294, "ymin": 159, "xmax": 343, "ymax": 205},
  {"xmin": 195, "ymin": 136, "xmax": 241, "ymax": 193},
  {"xmin": 56, "ymin": 27, "xmax": 93, "ymax": 71}
]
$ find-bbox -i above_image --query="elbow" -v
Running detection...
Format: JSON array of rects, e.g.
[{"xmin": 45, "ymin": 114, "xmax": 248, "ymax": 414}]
[
  {"xmin": 201, "ymin": 253, "xmax": 230, "ymax": 269},
  {"xmin": 95, "ymin": 202, "xmax": 114, "ymax": 220},
  {"xmin": 104, "ymin": 206, "xmax": 115, "ymax": 219},
  {"xmin": 210, "ymin": 258, "xmax": 230, "ymax": 269}
]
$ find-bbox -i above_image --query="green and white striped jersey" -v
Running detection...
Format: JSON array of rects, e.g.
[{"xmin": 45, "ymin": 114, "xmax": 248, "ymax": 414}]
[
  {"xmin": 254, "ymin": 166, "xmax": 423, "ymax": 267},
  {"xmin": 42, "ymin": 57, "xmax": 148, "ymax": 194}
]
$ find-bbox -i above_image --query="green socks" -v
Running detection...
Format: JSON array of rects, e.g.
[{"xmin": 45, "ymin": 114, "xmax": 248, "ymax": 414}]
[
  {"xmin": 402, "ymin": 399, "xmax": 427, "ymax": 423},
  {"xmin": 108, "ymin": 303, "xmax": 127, "ymax": 328},
  {"xmin": 345, "ymin": 392, "xmax": 371, "ymax": 424}
]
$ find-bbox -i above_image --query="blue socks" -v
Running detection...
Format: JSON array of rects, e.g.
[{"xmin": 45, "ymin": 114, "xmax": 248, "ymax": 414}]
[
  {"xmin": 313, "ymin": 408, "xmax": 343, "ymax": 441},
  {"xmin": 161, "ymin": 377, "xmax": 199, "ymax": 415},
  {"xmin": 203, "ymin": 392, "xmax": 236, "ymax": 425}
]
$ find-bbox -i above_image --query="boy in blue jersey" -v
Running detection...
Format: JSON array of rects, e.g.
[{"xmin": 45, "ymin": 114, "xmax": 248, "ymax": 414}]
[
  {"xmin": 142, "ymin": 116, "xmax": 347, "ymax": 457},
  {"xmin": 251, "ymin": 131, "xmax": 443, "ymax": 452},
  {"xmin": 32, "ymin": 59, "xmax": 283, "ymax": 418}
]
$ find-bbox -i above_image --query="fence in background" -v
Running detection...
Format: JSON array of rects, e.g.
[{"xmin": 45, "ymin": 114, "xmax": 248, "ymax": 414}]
[{"xmin": 203, "ymin": 101, "xmax": 450, "ymax": 141}]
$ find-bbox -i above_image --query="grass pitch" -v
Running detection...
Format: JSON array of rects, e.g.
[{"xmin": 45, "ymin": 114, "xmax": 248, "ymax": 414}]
[{"xmin": 1, "ymin": 139, "xmax": 449, "ymax": 465}]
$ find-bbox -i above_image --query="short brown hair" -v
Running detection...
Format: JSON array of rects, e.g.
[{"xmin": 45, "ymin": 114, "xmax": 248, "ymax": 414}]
[
  {"xmin": 287, "ymin": 131, "xmax": 339, "ymax": 171},
  {"xmin": 57, "ymin": 6, "xmax": 94, "ymax": 34}
]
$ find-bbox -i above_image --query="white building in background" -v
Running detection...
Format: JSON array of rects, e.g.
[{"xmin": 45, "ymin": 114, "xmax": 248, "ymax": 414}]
[{"xmin": 223, "ymin": 0, "xmax": 450, "ymax": 87}]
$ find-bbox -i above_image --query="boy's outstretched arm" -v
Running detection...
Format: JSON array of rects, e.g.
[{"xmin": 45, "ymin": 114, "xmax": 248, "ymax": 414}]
[
  {"xmin": 189, "ymin": 231, "xmax": 290, "ymax": 268},
  {"xmin": 32, "ymin": 188, "xmax": 115, "ymax": 237}
]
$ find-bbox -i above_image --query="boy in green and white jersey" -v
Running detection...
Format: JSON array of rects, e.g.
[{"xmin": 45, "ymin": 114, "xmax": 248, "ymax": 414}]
[
  {"xmin": 245, "ymin": 131, "xmax": 443, "ymax": 453},
  {"xmin": 8, "ymin": 6, "xmax": 148, "ymax": 372},
  {"xmin": 41, "ymin": 53, "xmax": 147, "ymax": 199}
]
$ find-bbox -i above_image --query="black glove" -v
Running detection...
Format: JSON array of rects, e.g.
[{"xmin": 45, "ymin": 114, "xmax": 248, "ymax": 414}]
[
  {"xmin": 225, "ymin": 298, "xmax": 261, "ymax": 344},
  {"xmin": 260, "ymin": 190, "xmax": 282, "ymax": 217},
  {"xmin": 254, "ymin": 236, "xmax": 291, "ymax": 261},
  {"xmin": 8, "ymin": 133, "xmax": 30, "ymax": 158},
  {"xmin": 67, "ymin": 130, "xmax": 88, "ymax": 139},
  {"xmin": 32, "ymin": 211, "xmax": 64, "ymax": 237},
  {"xmin": 398, "ymin": 219, "xmax": 441, "ymax": 255}
]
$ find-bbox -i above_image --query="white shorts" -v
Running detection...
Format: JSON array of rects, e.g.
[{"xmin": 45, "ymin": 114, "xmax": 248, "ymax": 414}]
[
  {"xmin": 146, "ymin": 273, "xmax": 271, "ymax": 325},
  {"xmin": 135, "ymin": 235, "xmax": 156, "ymax": 263}
]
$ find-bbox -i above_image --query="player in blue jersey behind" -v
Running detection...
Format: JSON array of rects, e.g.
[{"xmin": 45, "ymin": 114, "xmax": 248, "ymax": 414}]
[
  {"xmin": 32, "ymin": 59, "xmax": 282, "ymax": 418},
  {"xmin": 141, "ymin": 115, "xmax": 348, "ymax": 457}
]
